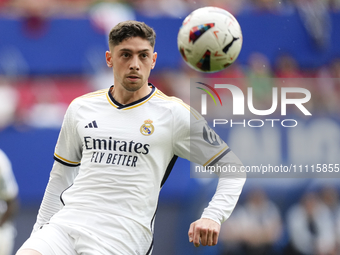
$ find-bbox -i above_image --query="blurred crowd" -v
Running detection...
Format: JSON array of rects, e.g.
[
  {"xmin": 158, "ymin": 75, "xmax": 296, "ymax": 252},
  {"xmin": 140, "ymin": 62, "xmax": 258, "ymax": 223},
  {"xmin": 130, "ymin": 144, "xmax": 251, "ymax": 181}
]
[
  {"xmin": 0, "ymin": 0, "xmax": 339, "ymax": 17},
  {"xmin": 152, "ymin": 53, "xmax": 340, "ymax": 117},
  {"xmin": 220, "ymin": 184, "xmax": 340, "ymax": 255},
  {"xmin": 0, "ymin": 0, "xmax": 338, "ymax": 130},
  {"xmin": 1, "ymin": 51, "xmax": 340, "ymax": 129}
]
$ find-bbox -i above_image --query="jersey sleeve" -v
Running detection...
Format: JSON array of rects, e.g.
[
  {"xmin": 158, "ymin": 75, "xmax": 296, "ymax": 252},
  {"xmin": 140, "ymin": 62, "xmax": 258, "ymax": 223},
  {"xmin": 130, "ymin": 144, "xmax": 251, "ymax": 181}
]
[
  {"xmin": 32, "ymin": 161, "xmax": 79, "ymax": 233},
  {"xmin": 172, "ymin": 104, "xmax": 246, "ymax": 225},
  {"xmin": 0, "ymin": 149, "xmax": 18, "ymax": 201},
  {"xmin": 53, "ymin": 101, "xmax": 82, "ymax": 167},
  {"xmin": 172, "ymin": 105, "xmax": 230, "ymax": 166},
  {"xmin": 33, "ymin": 101, "xmax": 82, "ymax": 233}
]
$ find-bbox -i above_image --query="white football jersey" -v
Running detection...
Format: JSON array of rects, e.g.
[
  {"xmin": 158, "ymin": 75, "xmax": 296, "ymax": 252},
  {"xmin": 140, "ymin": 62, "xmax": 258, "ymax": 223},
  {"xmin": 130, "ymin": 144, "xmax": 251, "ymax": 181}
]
[
  {"xmin": 0, "ymin": 149, "xmax": 18, "ymax": 255},
  {"xmin": 0, "ymin": 149, "xmax": 18, "ymax": 203},
  {"xmin": 49, "ymin": 84, "xmax": 241, "ymax": 253}
]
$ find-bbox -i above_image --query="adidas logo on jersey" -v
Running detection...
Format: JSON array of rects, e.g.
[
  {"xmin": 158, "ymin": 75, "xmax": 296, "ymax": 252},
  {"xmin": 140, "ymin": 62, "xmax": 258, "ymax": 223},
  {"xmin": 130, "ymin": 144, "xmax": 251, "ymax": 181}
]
[{"xmin": 85, "ymin": 120, "xmax": 98, "ymax": 128}]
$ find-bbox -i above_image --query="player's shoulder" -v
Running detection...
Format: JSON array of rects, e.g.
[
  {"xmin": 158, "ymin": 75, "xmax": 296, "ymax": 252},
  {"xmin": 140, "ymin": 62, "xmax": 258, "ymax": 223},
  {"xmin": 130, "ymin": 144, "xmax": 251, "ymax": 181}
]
[
  {"xmin": 69, "ymin": 88, "xmax": 108, "ymax": 107},
  {"xmin": 152, "ymin": 89, "xmax": 186, "ymax": 109},
  {"xmin": 153, "ymin": 89, "xmax": 202, "ymax": 120},
  {"xmin": 75, "ymin": 88, "xmax": 108, "ymax": 102}
]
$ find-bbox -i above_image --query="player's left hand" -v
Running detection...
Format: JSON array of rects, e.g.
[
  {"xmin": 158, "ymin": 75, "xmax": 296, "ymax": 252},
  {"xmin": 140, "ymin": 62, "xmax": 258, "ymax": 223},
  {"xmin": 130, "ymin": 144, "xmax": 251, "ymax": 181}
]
[{"xmin": 188, "ymin": 218, "xmax": 221, "ymax": 247}]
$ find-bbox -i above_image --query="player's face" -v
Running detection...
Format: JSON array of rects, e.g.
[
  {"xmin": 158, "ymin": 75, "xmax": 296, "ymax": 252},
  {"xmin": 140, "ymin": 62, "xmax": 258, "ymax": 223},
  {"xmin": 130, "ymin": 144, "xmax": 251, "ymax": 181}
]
[{"xmin": 106, "ymin": 37, "xmax": 157, "ymax": 92}]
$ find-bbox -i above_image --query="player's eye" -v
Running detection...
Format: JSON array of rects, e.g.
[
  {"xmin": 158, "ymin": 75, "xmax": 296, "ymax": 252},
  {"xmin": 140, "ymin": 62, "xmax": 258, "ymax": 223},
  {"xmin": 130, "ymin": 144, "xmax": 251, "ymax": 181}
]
[
  {"xmin": 122, "ymin": 52, "xmax": 130, "ymax": 58},
  {"xmin": 140, "ymin": 53, "xmax": 148, "ymax": 59}
]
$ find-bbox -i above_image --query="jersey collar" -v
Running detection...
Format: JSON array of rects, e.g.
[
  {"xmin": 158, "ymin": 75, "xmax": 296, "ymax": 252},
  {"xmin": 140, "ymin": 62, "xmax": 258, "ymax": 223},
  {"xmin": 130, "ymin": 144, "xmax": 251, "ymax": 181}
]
[{"xmin": 106, "ymin": 83, "xmax": 157, "ymax": 110}]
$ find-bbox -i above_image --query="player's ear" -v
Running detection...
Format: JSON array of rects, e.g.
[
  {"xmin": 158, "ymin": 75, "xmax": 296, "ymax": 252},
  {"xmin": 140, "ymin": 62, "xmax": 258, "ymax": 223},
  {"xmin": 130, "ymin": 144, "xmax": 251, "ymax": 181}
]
[
  {"xmin": 106, "ymin": 51, "xmax": 113, "ymax": 68},
  {"xmin": 151, "ymin": 52, "xmax": 157, "ymax": 69}
]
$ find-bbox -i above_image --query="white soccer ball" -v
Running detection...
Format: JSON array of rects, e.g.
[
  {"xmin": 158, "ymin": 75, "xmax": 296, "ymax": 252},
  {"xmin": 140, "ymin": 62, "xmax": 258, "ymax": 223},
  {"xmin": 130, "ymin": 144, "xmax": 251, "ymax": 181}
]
[{"xmin": 177, "ymin": 6, "xmax": 243, "ymax": 73}]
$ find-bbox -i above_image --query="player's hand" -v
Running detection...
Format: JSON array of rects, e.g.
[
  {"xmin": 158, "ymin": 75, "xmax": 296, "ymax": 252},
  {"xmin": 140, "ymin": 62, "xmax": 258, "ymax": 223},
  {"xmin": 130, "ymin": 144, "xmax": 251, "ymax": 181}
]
[{"xmin": 188, "ymin": 218, "xmax": 221, "ymax": 247}]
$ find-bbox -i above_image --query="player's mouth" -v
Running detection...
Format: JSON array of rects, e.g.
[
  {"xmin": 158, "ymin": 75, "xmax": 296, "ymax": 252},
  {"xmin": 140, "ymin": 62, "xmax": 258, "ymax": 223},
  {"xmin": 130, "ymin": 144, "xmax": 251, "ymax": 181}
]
[{"xmin": 126, "ymin": 74, "xmax": 141, "ymax": 82}]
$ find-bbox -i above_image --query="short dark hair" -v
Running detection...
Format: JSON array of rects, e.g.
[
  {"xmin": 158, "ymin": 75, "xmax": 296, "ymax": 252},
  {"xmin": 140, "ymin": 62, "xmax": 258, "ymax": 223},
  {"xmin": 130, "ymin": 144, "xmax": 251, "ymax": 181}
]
[{"xmin": 108, "ymin": 20, "xmax": 156, "ymax": 49}]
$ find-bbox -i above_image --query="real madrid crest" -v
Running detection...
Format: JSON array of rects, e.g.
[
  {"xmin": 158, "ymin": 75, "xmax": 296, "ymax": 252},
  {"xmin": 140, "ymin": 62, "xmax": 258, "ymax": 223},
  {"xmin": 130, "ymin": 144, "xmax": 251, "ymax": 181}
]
[{"xmin": 140, "ymin": 119, "xmax": 154, "ymax": 136}]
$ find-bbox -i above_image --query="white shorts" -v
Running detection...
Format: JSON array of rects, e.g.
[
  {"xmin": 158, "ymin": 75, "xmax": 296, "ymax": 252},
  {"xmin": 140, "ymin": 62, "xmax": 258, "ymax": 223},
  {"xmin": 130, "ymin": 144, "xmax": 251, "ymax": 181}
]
[{"xmin": 18, "ymin": 223, "xmax": 121, "ymax": 255}]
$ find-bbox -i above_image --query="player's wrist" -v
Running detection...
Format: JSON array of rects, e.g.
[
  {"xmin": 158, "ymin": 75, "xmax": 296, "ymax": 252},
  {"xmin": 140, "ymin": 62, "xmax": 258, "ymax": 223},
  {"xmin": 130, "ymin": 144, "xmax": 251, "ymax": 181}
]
[{"xmin": 200, "ymin": 216, "xmax": 221, "ymax": 225}]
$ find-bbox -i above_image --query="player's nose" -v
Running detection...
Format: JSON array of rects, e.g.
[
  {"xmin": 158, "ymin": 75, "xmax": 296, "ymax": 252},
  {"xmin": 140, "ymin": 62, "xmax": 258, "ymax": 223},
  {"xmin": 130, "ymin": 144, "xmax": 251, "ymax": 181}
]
[{"xmin": 129, "ymin": 55, "xmax": 140, "ymax": 71}]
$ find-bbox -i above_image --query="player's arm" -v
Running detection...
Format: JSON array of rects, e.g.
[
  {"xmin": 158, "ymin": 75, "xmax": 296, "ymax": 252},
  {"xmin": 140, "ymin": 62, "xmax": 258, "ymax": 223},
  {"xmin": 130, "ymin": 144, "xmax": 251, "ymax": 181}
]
[
  {"xmin": 32, "ymin": 162, "xmax": 79, "ymax": 233},
  {"xmin": 32, "ymin": 101, "xmax": 82, "ymax": 233},
  {"xmin": 173, "ymin": 106, "xmax": 246, "ymax": 247},
  {"xmin": 189, "ymin": 151, "xmax": 245, "ymax": 247}
]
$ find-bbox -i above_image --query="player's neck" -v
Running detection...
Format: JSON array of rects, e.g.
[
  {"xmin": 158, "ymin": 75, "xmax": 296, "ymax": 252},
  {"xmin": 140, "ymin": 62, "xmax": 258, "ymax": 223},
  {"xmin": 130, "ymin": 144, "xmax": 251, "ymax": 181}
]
[{"xmin": 110, "ymin": 83, "xmax": 151, "ymax": 105}]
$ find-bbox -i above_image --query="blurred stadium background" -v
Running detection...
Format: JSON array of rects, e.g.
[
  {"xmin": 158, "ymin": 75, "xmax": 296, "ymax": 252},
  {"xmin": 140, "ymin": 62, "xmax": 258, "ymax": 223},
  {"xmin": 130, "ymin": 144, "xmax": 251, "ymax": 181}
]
[{"xmin": 0, "ymin": 0, "xmax": 340, "ymax": 254}]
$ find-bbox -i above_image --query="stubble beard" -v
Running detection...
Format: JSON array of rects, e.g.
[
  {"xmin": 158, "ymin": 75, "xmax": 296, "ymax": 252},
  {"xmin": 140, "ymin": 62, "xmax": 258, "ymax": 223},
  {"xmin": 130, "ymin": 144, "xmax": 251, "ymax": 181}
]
[{"xmin": 121, "ymin": 77, "xmax": 146, "ymax": 92}]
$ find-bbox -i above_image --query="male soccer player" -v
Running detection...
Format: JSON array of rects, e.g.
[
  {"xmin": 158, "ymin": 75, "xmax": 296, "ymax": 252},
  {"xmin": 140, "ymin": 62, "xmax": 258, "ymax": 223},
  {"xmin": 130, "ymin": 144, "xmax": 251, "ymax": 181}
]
[
  {"xmin": 0, "ymin": 149, "xmax": 19, "ymax": 255},
  {"xmin": 17, "ymin": 21, "xmax": 246, "ymax": 255}
]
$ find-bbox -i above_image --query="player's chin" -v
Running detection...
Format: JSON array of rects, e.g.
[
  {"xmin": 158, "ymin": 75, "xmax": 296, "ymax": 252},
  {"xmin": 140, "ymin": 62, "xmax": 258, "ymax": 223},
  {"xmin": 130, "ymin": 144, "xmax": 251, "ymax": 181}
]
[{"xmin": 123, "ymin": 82, "xmax": 143, "ymax": 92}]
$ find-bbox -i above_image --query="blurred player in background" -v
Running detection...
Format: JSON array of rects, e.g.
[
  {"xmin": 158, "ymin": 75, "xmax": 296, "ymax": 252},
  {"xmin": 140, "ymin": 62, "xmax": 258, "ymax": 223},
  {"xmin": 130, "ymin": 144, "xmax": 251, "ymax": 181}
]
[
  {"xmin": 220, "ymin": 188, "xmax": 282, "ymax": 255},
  {"xmin": 17, "ymin": 20, "xmax": 245, "ymax": 255},
  {"xmin": 286, "ymin": 191, "xmax": 336, "ymax": 255},
  {"xmin": 0, "ymin": 149, "xmax": 19, "ymax": 255}
]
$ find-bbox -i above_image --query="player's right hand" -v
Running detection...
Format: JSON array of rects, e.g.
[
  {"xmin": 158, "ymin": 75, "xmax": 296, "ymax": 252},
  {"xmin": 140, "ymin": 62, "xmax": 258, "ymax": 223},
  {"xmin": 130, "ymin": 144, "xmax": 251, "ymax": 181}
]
[{"xmin": 188, "ymin": 218, "xmax": 221, "ymax": 247}]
